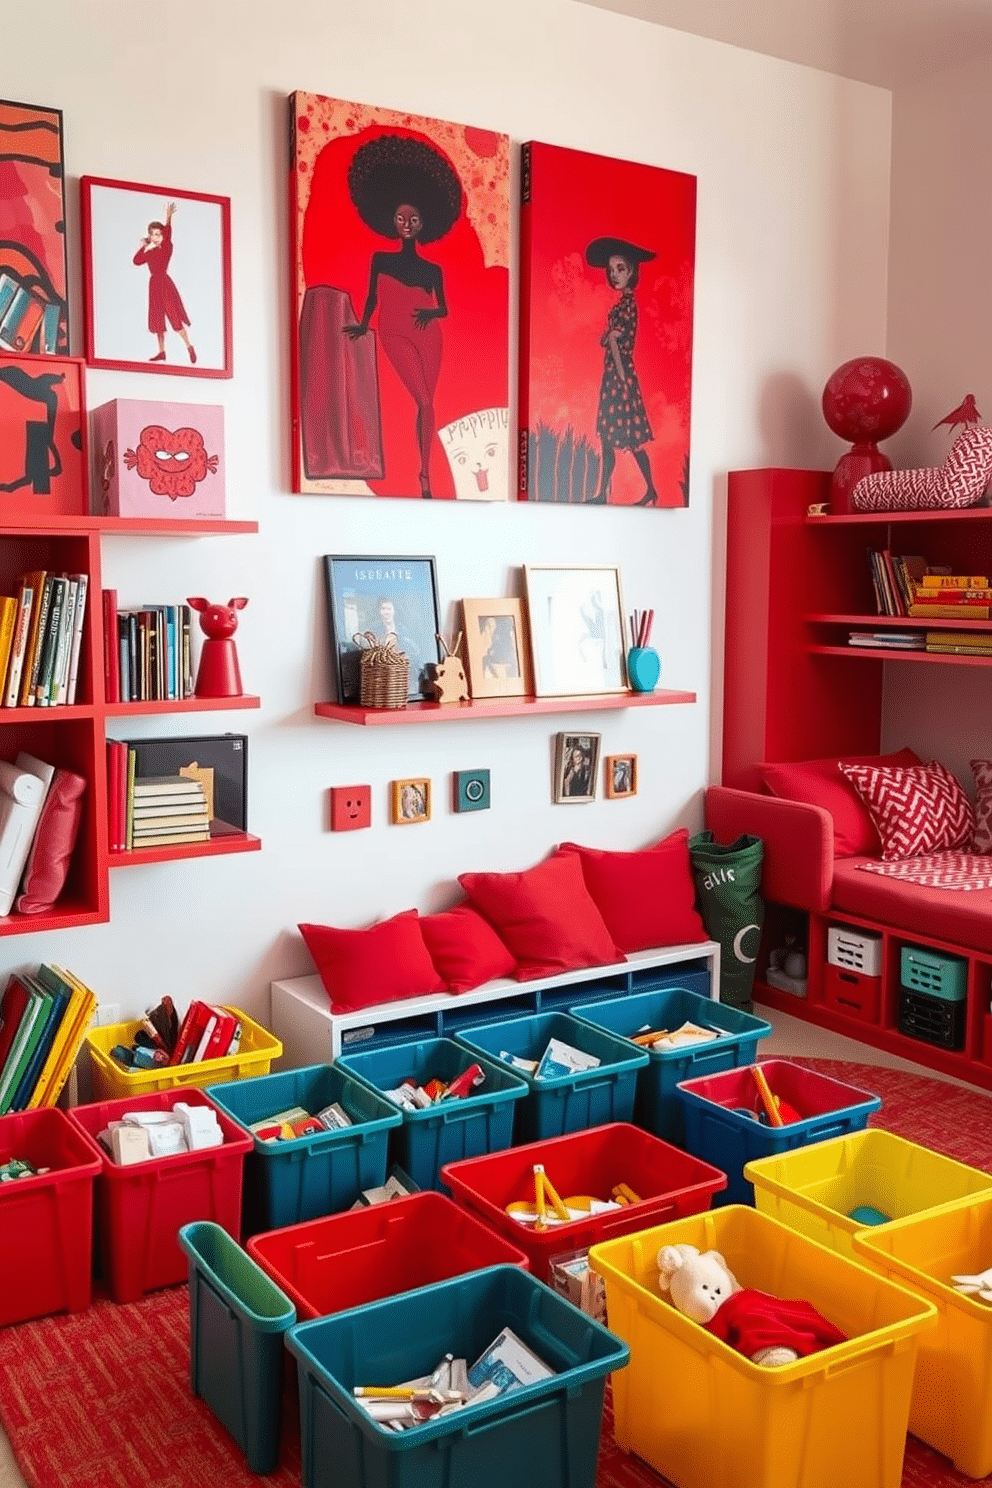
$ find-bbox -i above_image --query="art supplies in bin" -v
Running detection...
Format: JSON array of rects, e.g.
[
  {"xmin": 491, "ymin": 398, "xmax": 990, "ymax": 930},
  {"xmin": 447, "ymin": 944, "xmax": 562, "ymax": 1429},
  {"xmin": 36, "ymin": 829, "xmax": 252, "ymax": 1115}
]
[
  {"xmin": 534, "ymin": 1038, "xmax": 600, "ymax": 1081},
  {"xmin": 384, "ymin": 1063, "xmax": 486, "ymax": 1110}
]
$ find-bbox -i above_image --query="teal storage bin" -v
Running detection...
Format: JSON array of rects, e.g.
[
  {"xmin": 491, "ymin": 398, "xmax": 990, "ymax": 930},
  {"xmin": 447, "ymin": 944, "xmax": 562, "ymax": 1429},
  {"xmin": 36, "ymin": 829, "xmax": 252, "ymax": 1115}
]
[
  {"xmin": 179, "ymin": 1220, "xmax": 296, "ymax": 1476},
  {"xmin": 570, "ymin": 987, "xmax": 772, "ymax": 1145},
  {"xmin": 206, "ymin": 1063, "xmax": 402, "ymax": 1234},
  {"xmin": 454, "ymin": 1011, "xmax": 648, "ymax": 1144},
  {"xmin": 337, "ymin": 1038, "xmax": 528, "ymax": 1191},
  {"xmin": 285, "ymin": 1264, "xmax": 629, "ymax": 1488}
]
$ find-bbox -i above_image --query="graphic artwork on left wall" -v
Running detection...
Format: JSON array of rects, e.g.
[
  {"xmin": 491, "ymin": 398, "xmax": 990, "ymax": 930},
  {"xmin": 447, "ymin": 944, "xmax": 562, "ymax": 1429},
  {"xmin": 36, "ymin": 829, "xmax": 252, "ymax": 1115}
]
[{"xmin": 0, "ymin": 99, "xmax": 69, "ymax": 358}]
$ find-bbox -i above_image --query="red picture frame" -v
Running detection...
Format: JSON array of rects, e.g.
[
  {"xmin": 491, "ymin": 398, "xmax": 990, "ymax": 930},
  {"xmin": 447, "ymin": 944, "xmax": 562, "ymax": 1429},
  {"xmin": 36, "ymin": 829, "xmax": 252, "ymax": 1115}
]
[
  {"xmin": 0, "ymin": 352, "xmax": 87, "ymax": 517},
  {"xmin": 518, "ymin": 141, "xmax": 696, "ymax": 509},
  {"xmin": 81, "ymin": 176, "xmax": 232, "ymax": 379}
]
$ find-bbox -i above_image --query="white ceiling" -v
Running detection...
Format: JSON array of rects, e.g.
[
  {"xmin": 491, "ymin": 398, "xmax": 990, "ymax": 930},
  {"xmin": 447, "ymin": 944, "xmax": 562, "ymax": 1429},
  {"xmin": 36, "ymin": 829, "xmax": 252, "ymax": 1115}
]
[{"xmin": 579, "ymin": 0, "xmax": 992, "ymax": 89}]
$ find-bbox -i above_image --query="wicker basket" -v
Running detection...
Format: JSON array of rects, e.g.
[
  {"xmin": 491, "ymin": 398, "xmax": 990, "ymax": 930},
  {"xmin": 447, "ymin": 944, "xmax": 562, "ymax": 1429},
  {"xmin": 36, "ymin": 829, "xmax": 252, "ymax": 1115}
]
[{"xmin": 355, "ymin": 632, "xmax": 409, "ymax": 709}]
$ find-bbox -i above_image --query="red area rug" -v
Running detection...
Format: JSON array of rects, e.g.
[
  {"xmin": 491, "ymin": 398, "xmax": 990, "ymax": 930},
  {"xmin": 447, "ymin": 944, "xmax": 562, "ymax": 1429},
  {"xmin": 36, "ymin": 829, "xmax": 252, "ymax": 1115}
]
[{"xmin": 0, "ymin": 1058, "xmax": 988, "ymax": 1488}]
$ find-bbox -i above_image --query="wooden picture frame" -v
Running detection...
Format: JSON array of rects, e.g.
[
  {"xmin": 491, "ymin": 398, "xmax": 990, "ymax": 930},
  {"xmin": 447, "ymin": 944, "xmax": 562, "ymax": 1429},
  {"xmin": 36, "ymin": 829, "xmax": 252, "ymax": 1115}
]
[
  {"xmin": 553, "ymin": 732, "xmax": 601, "ymax": 804},
  {"xmin": 460, "ymin": 597, "xmax": 532, "ymax": 699},
  {"xmin": 0, "ymin": 353, "xmax": 87, "ymax": 517},
  {"xmin": 323, "ymin": 554, "xmax": 442, "ymax": 705},
  {"xmin": 524, "ymin": 565, "xmax": 627, "ymax": 698},
  {"xmin": 391, "ymin": 777, "xmax": 431, "ymax": 824},
  {"xmin": 81, "ymin": 176, "xmax": 232, "ymax": 378},
  {"xmin": 605, "ymin": 753, "xmax": 638, "ymax": 798}
]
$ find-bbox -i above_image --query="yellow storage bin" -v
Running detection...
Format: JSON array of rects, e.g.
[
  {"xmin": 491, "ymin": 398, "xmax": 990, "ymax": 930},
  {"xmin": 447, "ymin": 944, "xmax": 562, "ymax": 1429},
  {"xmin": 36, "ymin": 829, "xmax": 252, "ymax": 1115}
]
[
  {"xmin": 589, "ymin": 1204, "xmax": 935, "ymax": 1488},
  {"xmin": 853, "ymin": 1193, "xmax": 992, "ymax": 1479},
  {"xmin": 85, "ymin": 1007, "xmax": 281, "ymax": 1101},
  {"xmin": 744, "ymin": 1128, "xmax": 992, "ymax": 1257}
]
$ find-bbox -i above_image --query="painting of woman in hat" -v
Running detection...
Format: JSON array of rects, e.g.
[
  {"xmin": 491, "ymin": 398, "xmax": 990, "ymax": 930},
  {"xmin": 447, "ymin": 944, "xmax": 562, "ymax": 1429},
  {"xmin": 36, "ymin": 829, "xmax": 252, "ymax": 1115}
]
[
  {"xmin": 342, "ymin": 135, "xmax": 463, "ymax": 499},
  {"xmin": 586, "ymin": 236, "xmax": 657, "ymax": 506}
]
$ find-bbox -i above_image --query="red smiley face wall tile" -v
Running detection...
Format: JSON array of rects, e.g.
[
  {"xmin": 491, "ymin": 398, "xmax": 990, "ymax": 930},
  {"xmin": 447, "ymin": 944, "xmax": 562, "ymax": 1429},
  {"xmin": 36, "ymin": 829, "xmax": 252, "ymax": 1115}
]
[{"xmin": 330, "ymin": 785, "xmax": 371, "ymax": 831}]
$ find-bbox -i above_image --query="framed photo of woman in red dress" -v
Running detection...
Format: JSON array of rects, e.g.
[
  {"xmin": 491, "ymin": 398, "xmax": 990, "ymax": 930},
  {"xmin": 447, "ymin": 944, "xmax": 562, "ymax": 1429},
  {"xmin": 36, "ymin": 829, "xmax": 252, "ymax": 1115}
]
[
  {"xmin": 290, "ymin": 92, "xmax": 509, "ymax": 500},
  {"xmin": 81, "ymin": 177, "xmax": 232, "ymax": 378},
  {"xmin": 518, "ymin": 142, "xmax": 695, "ymax": 508}
]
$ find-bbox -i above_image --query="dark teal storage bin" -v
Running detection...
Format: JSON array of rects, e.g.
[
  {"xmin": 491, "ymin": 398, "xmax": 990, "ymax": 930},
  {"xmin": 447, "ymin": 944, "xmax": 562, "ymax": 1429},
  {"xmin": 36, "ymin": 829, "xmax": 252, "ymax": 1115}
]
[
  {"xmin": 337, "ymin": 1038, "xmax": 528, "ymax": 1192},
  {"xmin": 454, "ymin": 1011, "xmax": 648, "ymax": 1144},
  {"xmin": 285, "ymin": 1264, "xmax": 629, "ymax": 1488},
  {"xmin": 179, "ymin": 1220, "xmax": 296, "ymax": 1476},
  {"xmin": 570, "ymin": 987, "xmax": 772, "ymax": 1145},
  {"xmin": 206, "ymin": 1063, "xmax": 402, "ymax": 1234}
]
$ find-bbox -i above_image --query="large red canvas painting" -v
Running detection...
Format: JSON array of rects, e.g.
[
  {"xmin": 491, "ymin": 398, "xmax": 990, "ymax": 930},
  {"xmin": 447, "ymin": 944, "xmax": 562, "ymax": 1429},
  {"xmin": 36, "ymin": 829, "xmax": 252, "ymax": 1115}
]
[
  {"xmin": 291, "ymin": 93, "xmax": 510, "ymax": 501},
  {"xmin": 0, "ymin": 99, "xmax": 69, "ymax": 358},
  {"xmin": 519, "ymin": 142, "xmax": 695, "ymax": 508}
]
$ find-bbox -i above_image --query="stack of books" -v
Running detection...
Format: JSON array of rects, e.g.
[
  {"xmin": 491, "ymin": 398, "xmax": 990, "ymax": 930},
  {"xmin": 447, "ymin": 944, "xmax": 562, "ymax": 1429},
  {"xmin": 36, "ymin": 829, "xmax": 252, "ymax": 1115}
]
[
  {"xmin": 848, "ymin": 630, "xmax": 926, "ymax": 650},
  {"xmin": 925, "ymin": 630, "xmax": 992, "ymax": 656},
  {"xmin": 130, "ymin": 776, "xmax": 210, "ymax": 850},
  {"xmin": 0, "ymin": 964, "xmax": 98, "ymax": 1115},
  {"xmin": 0, "ymin": 571, "xmax": 89, "ymax": 709},
  {"xmin": 867, "ymin": 553, "xmax": 992, "ymax": 621},
  {"xmin": 101, "ymin": 591, "xmax": 194, "ymax": 705}
]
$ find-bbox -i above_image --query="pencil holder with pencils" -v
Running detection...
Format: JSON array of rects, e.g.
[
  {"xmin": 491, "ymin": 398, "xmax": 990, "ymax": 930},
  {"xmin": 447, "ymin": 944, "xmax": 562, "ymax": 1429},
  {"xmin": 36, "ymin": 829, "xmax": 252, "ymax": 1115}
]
[{"xmin": 627, "ymin": 608, "xmax": 659, "ymax": 692}]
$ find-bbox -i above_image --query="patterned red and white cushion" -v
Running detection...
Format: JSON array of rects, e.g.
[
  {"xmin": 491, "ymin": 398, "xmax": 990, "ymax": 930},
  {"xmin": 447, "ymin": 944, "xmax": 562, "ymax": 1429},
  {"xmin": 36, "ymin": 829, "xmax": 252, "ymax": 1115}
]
[
  {"xmin": 970, "ymin": 759, "xmax": 992, "ymax": 853},
  {"xmin": 839, "ymin": 760, "xmax": 975, "ymax": 861}
]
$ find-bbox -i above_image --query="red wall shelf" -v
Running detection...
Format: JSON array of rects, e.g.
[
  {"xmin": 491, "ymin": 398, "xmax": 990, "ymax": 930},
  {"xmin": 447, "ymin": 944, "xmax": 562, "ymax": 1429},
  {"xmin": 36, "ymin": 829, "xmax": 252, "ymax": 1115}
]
[
  {"xmin": 104, "ymin": 695, "xmax": 261, "ymax": 717},
  {"xmin": 314, "ymin": 688, "xmax": 696, "ymax": 725},
  {"xmin": 109, "ymin": 830, "xmax": 261, "ymax": 868},
  {"xmin": 808, "ymin": 508, "xmax": 992, "ymax": 527},
  {"xmin": 0, "ymin": 515, "xmax": 257, "ymax": 536}
]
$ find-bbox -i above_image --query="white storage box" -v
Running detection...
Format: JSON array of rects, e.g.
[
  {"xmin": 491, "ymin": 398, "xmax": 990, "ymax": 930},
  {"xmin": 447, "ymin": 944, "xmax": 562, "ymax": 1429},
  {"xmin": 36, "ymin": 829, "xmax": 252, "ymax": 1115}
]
[{"xmin": 827, "ymin": 926, "xmax": 882, "ymax": 977}]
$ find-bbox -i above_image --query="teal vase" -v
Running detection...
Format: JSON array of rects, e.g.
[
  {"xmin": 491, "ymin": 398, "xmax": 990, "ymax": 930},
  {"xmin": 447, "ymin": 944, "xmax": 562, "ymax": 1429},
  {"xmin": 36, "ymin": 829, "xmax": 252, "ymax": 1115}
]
[{"xmin": 628, "ymin": 647, "xmax": 661, "ymax": 692}]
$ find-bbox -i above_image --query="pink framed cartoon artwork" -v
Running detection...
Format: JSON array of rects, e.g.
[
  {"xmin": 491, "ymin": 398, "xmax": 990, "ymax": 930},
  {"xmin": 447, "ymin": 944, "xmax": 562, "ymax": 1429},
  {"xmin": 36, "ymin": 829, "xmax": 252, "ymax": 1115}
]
[
  {"xmin": 289, "ymin": 92, "xmax": 510, "ymax": 500},
  {"xmin": 0, "ymin": 99, "xmax": 70, "ymax": 357},
  {"xmin": 80, "ymin": 177, "xmax": 232, "ymax": 378},
  {"xmin": 518, "ymin": 142, "xmax": 696, "ymax": 508}
]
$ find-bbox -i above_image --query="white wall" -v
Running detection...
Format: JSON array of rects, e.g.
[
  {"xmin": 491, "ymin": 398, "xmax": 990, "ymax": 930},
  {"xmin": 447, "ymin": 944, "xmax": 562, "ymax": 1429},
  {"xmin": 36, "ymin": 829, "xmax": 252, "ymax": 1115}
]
[
  {"xmin": 882, "ymin": 53, "xmax": 992, "ymax": 772},
  {"xmin": 10, "ymin": 0, "xmax": 892, "ymax": 1029}
]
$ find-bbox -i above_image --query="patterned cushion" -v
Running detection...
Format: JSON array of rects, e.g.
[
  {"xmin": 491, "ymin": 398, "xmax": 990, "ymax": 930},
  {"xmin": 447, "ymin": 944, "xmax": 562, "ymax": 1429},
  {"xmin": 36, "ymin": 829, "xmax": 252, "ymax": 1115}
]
[
  {"xmin": 839, "ymin": 760, "xmax": 974, "ymax": 861},
  {"xmin": 851, "ymin": 424, "xmax": 992, "ymax": 512},
  {"xmin": 970, "ymin": 759, "xmax": 992, "ymax": 853}
]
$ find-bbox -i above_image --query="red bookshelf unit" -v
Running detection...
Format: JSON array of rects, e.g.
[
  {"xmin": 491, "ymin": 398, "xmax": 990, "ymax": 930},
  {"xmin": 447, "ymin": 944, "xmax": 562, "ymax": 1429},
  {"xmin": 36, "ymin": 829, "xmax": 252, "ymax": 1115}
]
[
  {"xmin": 721, "ymin": 467, "xmax": 992, "ymax": 1089},
  {"xmin": 0, "ymin": 514, "xmax": 260, "ymax": 937}
]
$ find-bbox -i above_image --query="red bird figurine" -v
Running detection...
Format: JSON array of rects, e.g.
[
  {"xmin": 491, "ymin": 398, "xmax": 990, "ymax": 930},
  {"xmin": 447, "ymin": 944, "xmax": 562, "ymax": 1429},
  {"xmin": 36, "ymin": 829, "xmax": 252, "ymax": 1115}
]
[{"xmin": 933, "ymin": 393, "xmax": 981, "ymax": 433}]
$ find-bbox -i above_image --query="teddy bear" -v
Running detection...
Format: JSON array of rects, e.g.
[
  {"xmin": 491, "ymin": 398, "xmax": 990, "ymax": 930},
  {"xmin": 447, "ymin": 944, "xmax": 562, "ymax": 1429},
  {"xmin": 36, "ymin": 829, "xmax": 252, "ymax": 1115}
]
[{"xmin": 657, "ymin": 1243, "xmax": 846, "ymax": 1367}]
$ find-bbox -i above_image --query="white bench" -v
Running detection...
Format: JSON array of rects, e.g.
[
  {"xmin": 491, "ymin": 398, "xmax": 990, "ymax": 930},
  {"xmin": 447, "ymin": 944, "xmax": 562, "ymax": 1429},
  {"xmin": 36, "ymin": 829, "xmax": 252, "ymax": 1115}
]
[{"xmin": 270, "ymin": 941, "xmax": 720, "ymax": 1065}]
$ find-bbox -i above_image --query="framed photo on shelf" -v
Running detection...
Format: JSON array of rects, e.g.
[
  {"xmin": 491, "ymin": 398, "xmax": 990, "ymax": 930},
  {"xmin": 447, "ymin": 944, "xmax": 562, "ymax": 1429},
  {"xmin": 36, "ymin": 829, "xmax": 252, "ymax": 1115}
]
[
  {"xmin": 0, "ymin": 98, "xmax": 70, "ymax": 356},
  {"xmin": 391, "ymin": 777, "xmax": 431, "ymax": 825},
  {"xmin": 323, "ymin": 555, "xmax": 442, "ymax": 705},
  {"xmin": 605, "ymin": 753, "xmax": 637, "ymax": 799},
  {"xmin": 0, "ymin": 353, "xmax": 87, "ymax": 517},
  {"xmin": 524, "ymin": 565, "xmax": 627, "ymax": 697},
  {"xmin": 81, "ymin": 176, "xmax": 232, "ymax": 378},
  {"xmin": 553, "ymin": 732, "xmax": 601, "ymax": 804},
  {"xmin": 460, "ymin": 597, "xmax": 532, "ymax": 699}
]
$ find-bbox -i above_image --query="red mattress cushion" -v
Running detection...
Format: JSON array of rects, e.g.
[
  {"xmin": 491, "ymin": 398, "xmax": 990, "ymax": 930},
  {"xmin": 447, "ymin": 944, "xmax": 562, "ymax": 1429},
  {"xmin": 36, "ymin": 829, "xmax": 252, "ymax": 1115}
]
[{"xmin": 831, "ymin": 856, "xmax": 992, "ymax": 955}]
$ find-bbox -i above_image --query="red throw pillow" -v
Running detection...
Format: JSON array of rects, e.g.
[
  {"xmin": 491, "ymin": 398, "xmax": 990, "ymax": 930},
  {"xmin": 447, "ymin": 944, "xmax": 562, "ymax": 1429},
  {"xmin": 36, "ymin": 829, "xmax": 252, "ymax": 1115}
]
[
  {"xmin": 458, "ymin": 853, "xmax": 624, "ymax": 982},
  {"xmin": 760, "ymin": 748, "xmax": 920, "ymax": 857},
  {"xmin": 971, "ymin": 760, "xmax": 992, "ymax": 854},
  {"xmin": 298, "ymin": 911, "xmax": 446, "ymax": 1012},
  {"xmin": 419, "ymin": 903, "xmax": 517, "ymax": 993},
  {"xmin": 838, "ymin": 759, "xmax": 975, "ymax": 861},
  {"xmin": 558, "ymin": 829, "xmax": 707, "ymax": 954},
  {"xmin": 16, "ymin": 769, "xmax": 86, "ymax": 915}
]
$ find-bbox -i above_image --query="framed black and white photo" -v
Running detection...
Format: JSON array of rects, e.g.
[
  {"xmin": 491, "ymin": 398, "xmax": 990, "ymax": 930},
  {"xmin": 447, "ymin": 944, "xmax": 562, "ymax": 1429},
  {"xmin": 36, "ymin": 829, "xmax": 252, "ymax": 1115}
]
[
  {"xmin": 524, "ymin": 565, "xmax": 627, "ymax": 697},
  {"xmin": 461, "ymin": 596, "xmax": 532, "ymax": 699},
  {"xmin": 323, "ymin": 555, "xmax": 442, "ymax": 704},
  {"xmin": 553, "ymin": 731, "xmax": 601, "ymax": 804}
]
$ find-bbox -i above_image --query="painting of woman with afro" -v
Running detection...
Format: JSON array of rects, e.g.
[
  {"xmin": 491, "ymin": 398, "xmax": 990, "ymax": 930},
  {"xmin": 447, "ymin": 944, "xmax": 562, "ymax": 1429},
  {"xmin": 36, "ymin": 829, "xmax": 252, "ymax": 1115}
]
[{"xmin": 291, "ymin": 94, "xmax": 510, "ymax": 500}]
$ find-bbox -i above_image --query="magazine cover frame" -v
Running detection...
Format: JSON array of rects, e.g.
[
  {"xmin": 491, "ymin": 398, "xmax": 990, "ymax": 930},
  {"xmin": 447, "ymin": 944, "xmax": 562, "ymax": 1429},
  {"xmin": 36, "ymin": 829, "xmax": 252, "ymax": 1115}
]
[
  {"xmin": 81, "ymin": 176, "xmax": 232, "ymax": 379},
  {"xmin": 0, "ymin": 98, "xmax": 70, "ymax": 357},
  {"xmin": 323, "ymin": 554, "xmax": 442, "ymax": 705},
  {"xmin": 289, "ymin": 91, "xmax": 510, "ymax": 501},
  {"xmin": 518, "ymin": 140, "xmax": 696, "ymax": 509}
]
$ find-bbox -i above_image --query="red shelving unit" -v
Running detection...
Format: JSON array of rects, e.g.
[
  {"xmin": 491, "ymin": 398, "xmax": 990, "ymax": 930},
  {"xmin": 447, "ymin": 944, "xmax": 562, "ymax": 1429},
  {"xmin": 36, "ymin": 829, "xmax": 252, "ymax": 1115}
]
[{"xmin": 315, "ymin": 688, "xmax": 696, "ymax": 725}]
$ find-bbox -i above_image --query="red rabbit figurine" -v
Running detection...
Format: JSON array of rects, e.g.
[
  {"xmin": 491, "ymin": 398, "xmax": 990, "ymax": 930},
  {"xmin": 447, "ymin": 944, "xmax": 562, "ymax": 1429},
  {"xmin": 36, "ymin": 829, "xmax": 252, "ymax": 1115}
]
[{"xmin": 187, "ymin": 596, "xmax": 248, "ymax": 697}]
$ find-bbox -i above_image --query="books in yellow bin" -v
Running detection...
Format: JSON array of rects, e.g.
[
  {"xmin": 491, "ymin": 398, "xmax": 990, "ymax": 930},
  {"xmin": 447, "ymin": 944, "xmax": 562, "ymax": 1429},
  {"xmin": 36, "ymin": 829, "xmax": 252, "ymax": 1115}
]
[{"xmin": 26, "ymin": 965, "xmax": 98, "ymax": 1109}]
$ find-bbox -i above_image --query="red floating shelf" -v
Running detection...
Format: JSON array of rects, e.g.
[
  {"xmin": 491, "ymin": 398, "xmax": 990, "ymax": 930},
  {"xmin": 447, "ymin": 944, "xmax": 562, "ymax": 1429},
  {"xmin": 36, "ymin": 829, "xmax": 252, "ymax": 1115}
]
[
  {"xmin": 109, "ymin": 830, "xmax": 262, "ymax": 868},
  {"xmin": 313, "ymin": 689, "xmax": 696, "ymax": 725},
  {"xmin": 103, "ymin": 695, "xmax": 261, "ymax": 717}
]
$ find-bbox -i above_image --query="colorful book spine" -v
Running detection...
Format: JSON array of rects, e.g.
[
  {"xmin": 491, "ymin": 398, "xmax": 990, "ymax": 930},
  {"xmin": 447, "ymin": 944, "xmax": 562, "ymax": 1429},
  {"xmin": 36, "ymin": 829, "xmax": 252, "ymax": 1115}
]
[
  {"xmin": 18, "ymin": 572, "xmax": 48, "ymax": 706},
  {"xmin": 0, "ymin": 596, "xmax": 19, "ymax": 700},
  {"xmin": 908, "ymin": 603, "xmax": 991, "ymax": 619},
  {"xmin": 3, "ymin": 584, "xmax": 34, "ymax": 708},
  {"xmin": 920, "ymin": 574, "xmax": 989, "ymax": 588},
  {"xmin": 102, "ymin": 588, "xmax": 120, "ymax": 704},
  {"xmin": 65, "ymin": 574, "xmax": 88, "ymax": 705}
]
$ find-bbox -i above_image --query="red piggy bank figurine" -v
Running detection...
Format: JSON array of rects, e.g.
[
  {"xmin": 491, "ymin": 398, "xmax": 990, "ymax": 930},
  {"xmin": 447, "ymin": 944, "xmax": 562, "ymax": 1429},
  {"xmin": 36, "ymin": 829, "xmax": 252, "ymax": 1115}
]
[{"xmin": 188, "ymin": 595, "xmax": 248, "ymax": 698}]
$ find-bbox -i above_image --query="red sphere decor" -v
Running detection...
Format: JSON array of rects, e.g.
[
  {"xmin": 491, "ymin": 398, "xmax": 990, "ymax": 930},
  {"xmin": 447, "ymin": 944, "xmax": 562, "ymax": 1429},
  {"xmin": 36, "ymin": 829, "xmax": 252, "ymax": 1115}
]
[{"xmin": 822, "ymin": 357, "xmax": 912, "ymax": 513}]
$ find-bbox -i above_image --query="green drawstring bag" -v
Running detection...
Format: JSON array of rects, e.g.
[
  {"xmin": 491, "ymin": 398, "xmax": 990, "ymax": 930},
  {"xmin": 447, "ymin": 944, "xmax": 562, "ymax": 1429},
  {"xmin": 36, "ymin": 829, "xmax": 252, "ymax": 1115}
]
[{"xmin": 688, "ymin": 831, "xmax": 764, "ymax": 1011}]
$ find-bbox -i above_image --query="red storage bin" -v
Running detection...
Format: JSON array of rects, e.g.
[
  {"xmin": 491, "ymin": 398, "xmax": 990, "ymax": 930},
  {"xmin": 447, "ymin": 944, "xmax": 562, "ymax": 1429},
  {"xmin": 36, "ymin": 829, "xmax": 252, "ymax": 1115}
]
[
  {"xmin": 821, "ymin": 963, "xmax": 881, "ymax": 1023},
  {"xmin": 246, "ymin": 1190, "xmax": 529, "ymax": 1319},
  {"xmin": 69, "ymin": 1087, "xmax": 252, "ymax": 1302},
  {"xmin": 0, "ymin": 1107, "xmax": 102, "ymax": 1325},
  {"xmin": 440, "ymin": 1122, "xmax": 727, "ymax": 1282}
]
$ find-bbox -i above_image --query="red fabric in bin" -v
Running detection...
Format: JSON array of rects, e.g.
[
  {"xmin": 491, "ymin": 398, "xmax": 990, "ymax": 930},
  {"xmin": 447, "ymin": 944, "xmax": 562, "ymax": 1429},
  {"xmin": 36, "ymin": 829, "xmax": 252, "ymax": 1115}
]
[{"xmin": 832, "ymin": 856, "xmax": 992, "ymax": 956}]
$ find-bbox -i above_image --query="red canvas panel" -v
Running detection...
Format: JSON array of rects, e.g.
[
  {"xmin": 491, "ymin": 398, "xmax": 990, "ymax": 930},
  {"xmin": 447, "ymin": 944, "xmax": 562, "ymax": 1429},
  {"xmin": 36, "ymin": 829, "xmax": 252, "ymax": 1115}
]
[
  {"xmin": 519, "ymin": 141, "xmax": 696, "ymax": 508},
  {"xmin": 0, "ymin": 353, "xmax": 86, "ymax": 517},
  {"xmin": 290, "ymin": 93, "xmax": 510, "ymax": 501},
  {"xmin": 0, "ymin": 98, "xmax": 69, "ymax": 358}
]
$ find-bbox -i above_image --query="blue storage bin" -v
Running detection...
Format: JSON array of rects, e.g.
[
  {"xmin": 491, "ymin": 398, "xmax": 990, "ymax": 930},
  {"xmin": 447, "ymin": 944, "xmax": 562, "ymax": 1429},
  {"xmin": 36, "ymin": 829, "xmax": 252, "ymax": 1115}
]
[
  {"xmin": 675, "ymin": 1059, "xmax": 881, "ymax": 1205},
  {"xmin": 285, "ymin": 1264, "xmax": 629, "ymax": 1488},
  {"xmin": 337, "ymin": 1038, "xmax": 528, "ymax": 1192},
  {"xmin": 179, "ymin": 1220, "xmax": 296, "ymax": 1476},
  {"xmin": 207, "ymin": 1062, "xmax": 402, "ymax": 1233},
  {"xmin": 454, "ymin": 1011, "xmax": 648, "ymax": 1144},
  {"xmin": 570, "ymin": 987, "xmax": 772, "ymax": 1145}
]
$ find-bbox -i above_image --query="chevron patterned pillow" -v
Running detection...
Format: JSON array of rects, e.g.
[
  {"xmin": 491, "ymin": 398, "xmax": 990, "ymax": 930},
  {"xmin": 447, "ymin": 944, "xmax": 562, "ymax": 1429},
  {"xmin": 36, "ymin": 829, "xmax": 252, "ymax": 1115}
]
[
  {"xmin": 839, "ymin": 760, "xmax": 974, "ymax": 861},
  {"xmin": 970, "ymin": 760, "xmax": 992, "ymax": 854}
]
